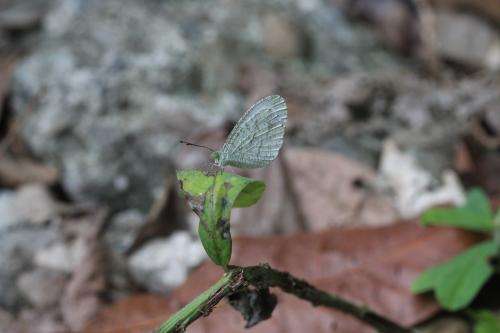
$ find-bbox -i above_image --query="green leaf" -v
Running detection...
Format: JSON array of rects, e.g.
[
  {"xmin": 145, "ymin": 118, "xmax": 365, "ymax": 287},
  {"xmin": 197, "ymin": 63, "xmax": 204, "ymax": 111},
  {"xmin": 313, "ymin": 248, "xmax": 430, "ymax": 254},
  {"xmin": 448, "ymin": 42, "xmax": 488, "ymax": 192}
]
[
  {"xmin": 177, "ymin": 170, "xmax": 266, "ymax": 268},
  {"xmin": 410, "ymin": 263, "xmax": 449, "ymax": 294},
  {"xmin": 469, "ymin": 310, "xmax": 500, "ymax": 333},
  {"xmin": 411, "ymin": 240, "xmax": 497, "ymax": 311},
  {"xmin": 421, "ymin": 188, "xmax": 493, "ymax": 232},
  {"xmin": 232, "ymin": 180, "xmax": 266, "ymax": 208}
]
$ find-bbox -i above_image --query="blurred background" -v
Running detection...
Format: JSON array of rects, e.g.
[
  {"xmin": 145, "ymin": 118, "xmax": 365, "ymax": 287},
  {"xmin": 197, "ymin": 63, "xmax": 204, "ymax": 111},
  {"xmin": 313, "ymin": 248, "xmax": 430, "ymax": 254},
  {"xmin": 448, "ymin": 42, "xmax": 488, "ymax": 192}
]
[{"xmin": 0, "ymin": 0, "xmax": 499, "ymax": 332}]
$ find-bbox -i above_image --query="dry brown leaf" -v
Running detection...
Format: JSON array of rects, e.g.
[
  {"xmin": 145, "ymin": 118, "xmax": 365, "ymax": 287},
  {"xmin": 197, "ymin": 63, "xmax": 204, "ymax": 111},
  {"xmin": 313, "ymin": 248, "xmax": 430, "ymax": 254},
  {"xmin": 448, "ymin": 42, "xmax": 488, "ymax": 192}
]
[
  {"xmin": 237, "ymin": 63, "xmax": 278, "ymax": 103},
  {"xmin": 456, "ymin": 139, "xmax": 500, "ymax": 197},
  {"xmin": 180, "ymin": 146, "xmax": 397, "ymax": 235},
  {"xmin": 0, "ymin": 156, "xmax": 58, "ymax": 187},
  {"xmin": 284, "ymin": 148, "xmax": 398, "ymax": 229},
  {"xmin": 84, "ymin": 294, "xmax": 173, "ymax": 333},
  {"xmin": 86, "ymin": 222, "xmax": 483, "ymax": 333},
  {"xmin": 230, "ymin": 153, "xmax": 306, "ymax": 236},
  {"xmin": 0, "ymin": 51, "xmax": 21, "ymax": 116},
  {"xmin": 183, "ymin": 223, "xmax": 482, "ymax": 332},
  {"xmin": 62, "ymin": 209, "xmax": 108, "ymax": 331}
]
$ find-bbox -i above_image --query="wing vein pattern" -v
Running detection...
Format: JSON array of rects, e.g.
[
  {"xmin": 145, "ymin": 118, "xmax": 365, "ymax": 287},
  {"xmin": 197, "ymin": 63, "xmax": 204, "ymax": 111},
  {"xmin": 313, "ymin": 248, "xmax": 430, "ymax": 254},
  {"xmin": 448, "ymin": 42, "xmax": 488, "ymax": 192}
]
[{"xmin": 219, "ymin": 95, "xmax": 287, "ymax": 168}]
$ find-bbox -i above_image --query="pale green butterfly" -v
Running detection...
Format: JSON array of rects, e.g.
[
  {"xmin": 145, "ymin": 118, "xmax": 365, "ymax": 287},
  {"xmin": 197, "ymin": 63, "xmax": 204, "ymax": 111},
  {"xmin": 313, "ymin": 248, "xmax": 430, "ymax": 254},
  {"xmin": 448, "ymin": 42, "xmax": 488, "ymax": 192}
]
[{"xmin": 181, "ymin": 95, "xmax": 287, "ymax": 169}]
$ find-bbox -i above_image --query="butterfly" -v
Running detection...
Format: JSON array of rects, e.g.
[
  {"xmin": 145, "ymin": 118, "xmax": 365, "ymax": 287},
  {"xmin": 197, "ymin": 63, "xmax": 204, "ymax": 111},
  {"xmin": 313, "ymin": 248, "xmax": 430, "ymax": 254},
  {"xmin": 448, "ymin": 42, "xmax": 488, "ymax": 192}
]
[{"xmin": 182, "ymin": 95, "xmax": 287, "ymax": 169}]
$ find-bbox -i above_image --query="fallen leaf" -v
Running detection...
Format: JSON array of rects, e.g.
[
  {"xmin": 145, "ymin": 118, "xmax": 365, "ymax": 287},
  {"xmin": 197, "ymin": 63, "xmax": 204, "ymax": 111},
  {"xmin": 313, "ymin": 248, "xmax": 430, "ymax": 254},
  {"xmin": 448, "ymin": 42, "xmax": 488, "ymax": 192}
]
[
  {"xmin": 86, "ymin": 222, "xmax": 484, "ymax": 333},
  {"xmin": 182, "ymin": 223, "xmax": 484, "ymax": 330},
  {"xmin": 457, "ymin": 138, "xmax": 500, "ymax": 197},
  {"xmin": 83, "ymin": 294, "xmax": 173, "ymax": 333},
  {"xmin": 230, "ymin": 146, "xmax": 397, "ymax": 235},
  {"xmin": 284, "ymin": 147, "xmax": 399, "ymax": 229},
  {"xmin": 230, "ymin": 154, "xmax": 306, "ymax": 236},
  {"xmin": 231, "ymin": 146, "xmax": 399, "ymax": 235},
  {"xmin": 61, "ymin": 209, "xmax": 108, "ymax": 331},
  {"xmin": 0, "ymin": 156, "xmax": 58, "ymax": 187},
  {"xmin": 0, "ymin": 51, "xmax": 21, "ymax": 118}
]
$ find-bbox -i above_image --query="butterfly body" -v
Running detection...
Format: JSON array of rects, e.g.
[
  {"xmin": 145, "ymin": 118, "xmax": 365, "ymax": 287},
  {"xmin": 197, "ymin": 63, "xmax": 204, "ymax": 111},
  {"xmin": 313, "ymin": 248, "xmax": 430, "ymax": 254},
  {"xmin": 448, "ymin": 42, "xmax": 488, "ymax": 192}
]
[{"xmin": 213, "ymin": 95, "xmax": 287, "ymax": 169}]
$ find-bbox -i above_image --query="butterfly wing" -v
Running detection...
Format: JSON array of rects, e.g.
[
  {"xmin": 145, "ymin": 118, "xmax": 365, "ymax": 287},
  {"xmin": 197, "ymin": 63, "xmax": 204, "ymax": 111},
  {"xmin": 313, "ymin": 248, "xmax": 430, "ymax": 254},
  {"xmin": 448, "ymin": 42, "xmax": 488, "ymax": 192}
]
[{"xmin": 219, "ymin": 95, "xmax": 287, "ymax": 168}]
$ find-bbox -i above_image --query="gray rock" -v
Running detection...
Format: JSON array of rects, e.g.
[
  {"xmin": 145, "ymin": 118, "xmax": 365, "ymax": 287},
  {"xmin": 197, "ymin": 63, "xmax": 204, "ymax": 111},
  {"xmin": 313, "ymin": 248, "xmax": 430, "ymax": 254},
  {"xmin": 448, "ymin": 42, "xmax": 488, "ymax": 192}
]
[
  {"xmin": 263, "ymin": 13, "xmax": 310, "ymax": 61},
  {"xmin": 104, "ymin": 209, "xmax": 145, "ymax": 255},
  {"xmin": 0, "ymin": 224, "xmax": 58, "ymax": 310},
  {"xmin": 17, "ymin": 268, "xmax": 67, "ymax": 308},
  {"xmin": 104, "ymin": 210, "xmax": 146, "ymax": 296},
  {"xmin": 128, "ymin": 231, "xmax": 206, "ymax": 293},
  {"xmin": 10, "ymin": 308, "xmax": 68, "ymax": 333},
  {"xmin": 11, "ymin": 0, "xmax": 400, "ymax": 211},
  {"xmin": 34, "ymin": 236, "xmax": 86, "ymax": 273},
  {"xmin": 0, "ymin": 184, "xmax": 60, "ymax": 230},
  {"xmin": 435, "ymin": 10, "xmax": 500, "ymax": 70},
  {"xmin": 297, "ymin": 73, "xmax": 500, "ymax": 173}
]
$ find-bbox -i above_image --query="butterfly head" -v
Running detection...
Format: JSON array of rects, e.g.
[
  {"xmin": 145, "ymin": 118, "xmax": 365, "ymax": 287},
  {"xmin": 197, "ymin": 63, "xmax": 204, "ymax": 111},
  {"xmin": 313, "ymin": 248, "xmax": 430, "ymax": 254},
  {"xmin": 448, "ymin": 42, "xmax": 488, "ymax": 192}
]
[{"xmin": 211, "ymin": 151, "xmax": 222, "ymax": 166}]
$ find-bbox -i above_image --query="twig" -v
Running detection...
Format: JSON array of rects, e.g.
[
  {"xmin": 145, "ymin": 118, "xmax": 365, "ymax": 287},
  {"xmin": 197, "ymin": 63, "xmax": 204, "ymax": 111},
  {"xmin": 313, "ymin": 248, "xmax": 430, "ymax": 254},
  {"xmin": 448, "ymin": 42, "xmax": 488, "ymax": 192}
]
[
  {"xmin": 413, "ymin": 0, "xmax": 440, "ymax": 76},
  {"xmin": 0, "ymin": 90, "xmax": 41, "ymax": 156},
  {"xmin": 155, "ymin": 265, "xmax": 413, "ymax": 333},
  {"xmin": 278, "ymin": 147, "xmax": 309, "ymax": 230}
]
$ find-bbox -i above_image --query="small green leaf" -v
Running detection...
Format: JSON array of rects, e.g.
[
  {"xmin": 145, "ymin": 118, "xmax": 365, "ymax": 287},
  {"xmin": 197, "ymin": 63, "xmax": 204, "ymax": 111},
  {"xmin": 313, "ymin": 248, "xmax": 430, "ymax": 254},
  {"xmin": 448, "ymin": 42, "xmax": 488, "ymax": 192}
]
[
  {"xmin": 232, "ymin": 180, "xmax": 266, "ymax": 208},
  {"xmin": 177, "ymin": 170, "xmax": 266, "ymax": 268},
  {"xmin": 198, "ymin": 173, "xmax": 232, "ymax": 267},
  {"xmin": 421, "ymin": 188, "xmax": 493, "ymax": 232},
  {"xmin": 469, "ymin": 310, "xmax": 500, "ymax": 333},
  {"xmin": 411, "ymin": 240, "xmax": 497, "ymax": 311},
  {"xmin": 411, "ymin": 263, "xmax": 450, "ymax": 294}
]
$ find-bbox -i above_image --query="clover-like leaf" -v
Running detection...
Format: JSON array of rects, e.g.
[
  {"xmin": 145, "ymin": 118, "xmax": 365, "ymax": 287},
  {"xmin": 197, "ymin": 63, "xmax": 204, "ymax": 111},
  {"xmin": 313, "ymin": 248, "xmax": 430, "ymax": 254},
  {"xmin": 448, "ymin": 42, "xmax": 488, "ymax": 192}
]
[
  {"xmin": 411, "ymin": 240, "xmax": 496, "ymax": 310},
  {"xmin": 177, "ymin": 170, "xmax": 266, "ymax": 268},
  {"xmin": 421, "ymin": 188, "xmax": 493, "ymax": 233}
]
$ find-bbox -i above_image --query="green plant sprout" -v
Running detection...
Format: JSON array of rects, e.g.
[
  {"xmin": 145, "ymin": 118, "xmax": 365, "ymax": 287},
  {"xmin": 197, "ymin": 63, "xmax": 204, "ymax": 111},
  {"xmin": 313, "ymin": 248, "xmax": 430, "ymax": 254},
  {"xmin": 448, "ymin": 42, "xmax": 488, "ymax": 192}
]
[
  {"xmin": 177, "ymin": 170, "xmax": 265, "ymax": 268},
  {"xmin": 412, "ymin": 188, "xmax": 500, "ymax": 333}
]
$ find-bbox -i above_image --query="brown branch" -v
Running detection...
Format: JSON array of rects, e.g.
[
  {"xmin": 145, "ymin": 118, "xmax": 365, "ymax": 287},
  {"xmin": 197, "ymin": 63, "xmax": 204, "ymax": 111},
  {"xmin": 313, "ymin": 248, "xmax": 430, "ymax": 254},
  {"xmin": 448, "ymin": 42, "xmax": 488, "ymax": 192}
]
[{"xmin": 156, "ymin": 265, "xmax": 413, "ymax": 333}]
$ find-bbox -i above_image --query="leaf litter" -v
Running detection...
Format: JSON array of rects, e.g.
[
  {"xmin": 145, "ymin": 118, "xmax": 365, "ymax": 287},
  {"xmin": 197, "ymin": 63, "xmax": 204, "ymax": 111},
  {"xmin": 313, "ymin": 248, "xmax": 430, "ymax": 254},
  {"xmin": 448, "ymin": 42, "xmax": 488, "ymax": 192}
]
[{"xmin": 85, "ymin": 222, "xmax": 484, "ymax": 332}]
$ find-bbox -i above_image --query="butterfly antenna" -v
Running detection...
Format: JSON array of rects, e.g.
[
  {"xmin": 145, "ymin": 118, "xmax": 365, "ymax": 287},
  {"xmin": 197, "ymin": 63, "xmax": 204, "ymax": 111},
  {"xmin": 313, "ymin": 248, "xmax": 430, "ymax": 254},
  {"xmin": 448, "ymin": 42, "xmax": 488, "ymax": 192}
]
[{"xmin": 179, "ymin": 140, "xmax": 215, "ymax": 152}]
